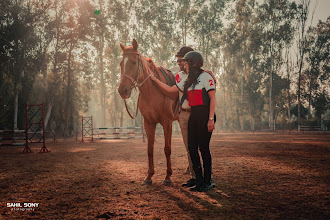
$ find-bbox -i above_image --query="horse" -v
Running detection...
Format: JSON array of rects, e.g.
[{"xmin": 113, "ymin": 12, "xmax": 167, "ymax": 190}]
[{"xmin": 118, "ymin": 39, "xmax": 178, "ymax": 185}]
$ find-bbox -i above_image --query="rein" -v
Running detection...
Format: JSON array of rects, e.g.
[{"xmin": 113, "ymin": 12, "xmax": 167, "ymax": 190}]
[
  {"xmin": 121, "ymin": 52, "xmax": 152, "ymax": 119},
  {"xmin": 124, "ymin": 94, "xmax": 140, "ymax": 119}
]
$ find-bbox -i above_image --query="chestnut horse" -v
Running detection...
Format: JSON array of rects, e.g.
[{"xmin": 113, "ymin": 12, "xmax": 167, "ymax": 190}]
[{"xmin": 118, "ymin": 39, "xmax": 177, "ymax": 185}]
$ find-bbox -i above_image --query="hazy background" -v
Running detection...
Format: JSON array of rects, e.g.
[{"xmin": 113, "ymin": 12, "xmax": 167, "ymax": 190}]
[{"xmin": 0, "ymin": 0, "xmax": 329, "ymax": 136}]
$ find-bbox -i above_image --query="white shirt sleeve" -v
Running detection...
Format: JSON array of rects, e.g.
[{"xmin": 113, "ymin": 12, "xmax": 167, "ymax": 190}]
[
  {"xmin": 176, "ymin": 77, "xmax": 185, "ymax": 92},
  {"xmin": 202, "ymin": 72, "xmax": 216, "ymax": 92}
]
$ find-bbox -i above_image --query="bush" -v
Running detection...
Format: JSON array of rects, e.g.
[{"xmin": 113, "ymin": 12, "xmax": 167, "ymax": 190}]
[{"xmin": 323, "ymin": 120, "xmax": 330, "ymax": 130}]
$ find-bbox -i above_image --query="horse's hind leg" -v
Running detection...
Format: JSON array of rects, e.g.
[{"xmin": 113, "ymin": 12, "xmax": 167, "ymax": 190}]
[
  {"xmin": 162, "ymin": 121, "xmax": 173, "ymax": 185},
  {"xmin": 144, "ymin": 120, "xmax": 156, "ymax": 184}
]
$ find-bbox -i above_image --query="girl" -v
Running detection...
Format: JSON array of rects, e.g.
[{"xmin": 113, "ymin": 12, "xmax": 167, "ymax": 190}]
[{"xmin": 151, "ymin": 51, "xmax": 216, "ymax": 192}]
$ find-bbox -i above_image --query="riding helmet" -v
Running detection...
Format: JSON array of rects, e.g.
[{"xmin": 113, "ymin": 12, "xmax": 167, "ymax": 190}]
[{"xmin": 182, "ymin": 51, "xmax": 203, "ymax": 67}]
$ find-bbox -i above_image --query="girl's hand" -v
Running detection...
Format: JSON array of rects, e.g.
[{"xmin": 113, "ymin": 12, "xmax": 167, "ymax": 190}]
[{"xmin": 207, "ymin": 119, "xmax": 215, "ymax": 133}]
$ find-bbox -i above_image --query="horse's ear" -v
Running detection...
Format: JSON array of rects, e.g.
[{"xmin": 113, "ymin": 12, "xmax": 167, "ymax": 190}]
[
  {"xmin": 132, "ymin": 39, "xmax": 138, "ymax": 50},
  {"xmin": 120, "ymin": 43, "xmax": 125, "ymax": 51}
]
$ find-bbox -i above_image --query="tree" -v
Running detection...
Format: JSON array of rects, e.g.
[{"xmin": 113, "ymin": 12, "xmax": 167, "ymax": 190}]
[
  {"xmin": 190, "ymin": 0, "xmax": 226, "ymax": 63},
  {"xmin": 176, "ymin": 0, "xmax": 190, "ymax": 45},
  {"xmin": 220, "ymin": 0, "xmax": 267, "ymax": 130},
  {"xmin": 312, "ymin": 91, "xmax": 329, "ymax": 123},
  {"xmin": 258, "ymin": 0, "xmax": 296, "ymax": 130},
  {"xmin": 0, "ymin": 0, "xmax": 51, "ymax": 129},
  {"xmin": 305, "ymin": 17, "xmax": 330, "ymax": 121},
  {"xmin": 295, "ymin": 0, "xmax": 312, "ymax": 130}
]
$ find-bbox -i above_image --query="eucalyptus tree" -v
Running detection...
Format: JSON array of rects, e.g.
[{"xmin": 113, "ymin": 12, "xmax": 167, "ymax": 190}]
[
  {"xmin": 103, "ymin": 0, "xmax": 132, "ymax": 127},
  {"xmin": 220, "ymin": 31, "xmax": 247, "ymax": 129},
  {"xmin": 0, "ymin": 0, "xmax": 51, "ymax": 129},
  {"xmin": 110, "ymin": 0, "xmax": 181, "ymax": 127},
  {"xmin": 176, "ymin": 0, "xmax": 191, "ymax": 46},
  {"xmin": 59, "ymin": 0, "xmax": 94, "ymax": 136},
  {"xmin": 284, "ymin": 46, "xmax": 294, "ymax": 121},
  {"xmin": 94, "ymin": 2, "xmax": 106, "ymax": 127},
  {"xmin": 257, "ymin": 0, "xmax": 296, "ymax": 130},
  {"xmin": 0, "ymin": 0, "xmax": 14, "ymax": 128},
  {"xmin": 295, "ymin": 0, "xmax": 312, "ymax": 129},
  {"xmin": 190, "ymin": 0, "xmax": 226, "ymax": 64},
  {"xmin": 220, "ymin": 0, "xmax": 265, "ymax": 130},
  {"xmin": 220, "ymin": 6, "xmax": 244, "ymax": 129},
  {"xmin": 89, "ymin": 0, "xmax": 109, "ymax": 127},
  {"xmin": 234, "ymin": 0, "xmax": 265, "ymax": 130},
  {"xmin": 305, "ymin": 17, "xmax": 329, "ymax": 122},
  {"xmin": 133, "ymin": 0, "xmax": 181, "ymax": 66},
  {"xmin": 42, "ymin": 0, "xmax": 65, "ymax": 130}
]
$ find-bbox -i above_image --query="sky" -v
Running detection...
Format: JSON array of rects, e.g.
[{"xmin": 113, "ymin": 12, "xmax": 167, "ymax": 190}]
[
  {"xmin": 255, "ymin": 0, "xmax": 329, "ymax": 26},
  {"xmin": 307, "ymin": 0, "xmax": 330, "ymax": 25}
]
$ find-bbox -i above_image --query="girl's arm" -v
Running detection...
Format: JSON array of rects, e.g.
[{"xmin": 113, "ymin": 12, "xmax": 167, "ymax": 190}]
[
  {"xmin": 207, "ymin": 90, "xmax": 216, "ymax": 132},
  {"xmin": 151, "ymin": 75, "xmax": 179, "ymax": 99}
]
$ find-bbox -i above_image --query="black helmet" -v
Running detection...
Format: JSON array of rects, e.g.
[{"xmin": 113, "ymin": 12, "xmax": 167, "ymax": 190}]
[
  {"xmin": 182, "ymin": 51, "xmax": 203, "ymax": 67},
  {"xmin": 175, "ymin": 46, "xmax": 194, "ymax": 57}
]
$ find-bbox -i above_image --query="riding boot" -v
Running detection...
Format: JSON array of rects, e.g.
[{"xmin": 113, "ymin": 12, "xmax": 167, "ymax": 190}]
[
  {"xmin": 198, "ymin": 167, "xmax": 212, "ymax": 192},
  {"xmin": 182, "ymin": 178, "xmax": 196, "ymax": 187},
  {"xmin": 189, "ymin": 172, "xmax": 203, "ymax": 191}
]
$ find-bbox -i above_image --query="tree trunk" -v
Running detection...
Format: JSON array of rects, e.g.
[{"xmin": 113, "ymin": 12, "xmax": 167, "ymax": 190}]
[
  {"xmin": 297, "ymin": 55, "xmax": 303, "ymax": 130},
  {"xmin": 269, "ymin": 28, "xmax": 274, "ymax": 130},
  {"xmin": 269, "ymin": 69, "xmax": 274, "ymax": 129},
  {"xmin": 44, "ymin": 102, "xmax": 53, "ymax": 130},
  {"xmin": 64, "ymin": 41, "xmax": 74, "ymax": 137},
  {"xmin": 120, "ymin": 104, "xmax": 123, "ymax": 127},
  {"xmin": 13, "ymin": 89, "xmax": 18, "ymax": 130},
  {"xmin": 41, "ymin": 48, "xmax": 48, "ymax": 87},
  {"xmin": 113, "ymin": 91, "xmax": 119, "ymax": 127},
  {"xmin": 46, "ymin": 0, "xmax": 60, "ymax": 133},
  {"xmin": 182, "ymin": 16, "xmax": 187, "ymax": 45},
  {"xmin": 98, "ymin": 6, "xmax": 106, "ymax": 127},
  {"xmin": 285, "ymin": 47, "xmax": 291, "ymax": 121},
  {"xmin": 297, "ymin": 0, "xmax": 311, "ymax": 130},
  {"xmin": 308, "ymin": 74, "xmax": 312, "ymax": 120},
  {"xmin": 223, "ymin": 85, "xmax": 226, "ymax": 130},
  {"xmin": 250, "ymin": 115, "xmax": 255, "ymax": 131},
  {"xmin": 236, "ymin": 104, "xmax": 240, "ymax": 130}
]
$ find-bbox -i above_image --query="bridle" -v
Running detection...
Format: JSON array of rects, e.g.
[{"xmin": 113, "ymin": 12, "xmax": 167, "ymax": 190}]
[
  {"xmin": 120, "ymin": 51, "xmax": 152, "ymax": 119},
  {"xmin": 120, "ymin": 52, "xmax": 152, "ymax": 89}
]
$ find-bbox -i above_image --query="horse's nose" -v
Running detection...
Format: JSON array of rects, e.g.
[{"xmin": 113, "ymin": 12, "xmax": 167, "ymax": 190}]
[
  {"xmin": 118, "ymin": 86, "xmax": 131, "ymax": 99},
  {"xmin": 118, "ymin": 86, "xmax": 127, "ymax": 95}
]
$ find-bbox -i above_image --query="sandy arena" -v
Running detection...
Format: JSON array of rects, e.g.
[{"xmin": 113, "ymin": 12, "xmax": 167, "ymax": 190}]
[{"xmin": 1, "ymin": 132, "xmax": 329, "ymax": 219}]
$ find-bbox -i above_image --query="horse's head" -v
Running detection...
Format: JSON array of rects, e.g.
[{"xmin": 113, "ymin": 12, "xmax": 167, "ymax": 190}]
[{"xmin": 118, "ymin": 39, "xmax": 142, "ymax": 99}]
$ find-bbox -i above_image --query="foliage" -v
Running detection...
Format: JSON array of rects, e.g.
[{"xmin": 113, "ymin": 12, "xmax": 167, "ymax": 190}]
[
  {"xmin": 290, "ymin": 103, "xmax": 308, "ymax": 118},
  {"xmin": 0, "ymin": 0, "xmax": 329, "ymax": 134}
]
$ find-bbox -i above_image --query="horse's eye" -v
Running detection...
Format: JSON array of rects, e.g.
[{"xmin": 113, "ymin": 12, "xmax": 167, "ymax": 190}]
[{"xmin": 132, "ymin": 61, "xmax": 137, "ymax": 65}]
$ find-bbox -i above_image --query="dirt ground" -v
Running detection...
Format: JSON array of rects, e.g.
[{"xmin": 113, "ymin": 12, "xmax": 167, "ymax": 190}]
[{"xmin": 1, "ymin": 131, "xmax": 329, "ymax": 220}]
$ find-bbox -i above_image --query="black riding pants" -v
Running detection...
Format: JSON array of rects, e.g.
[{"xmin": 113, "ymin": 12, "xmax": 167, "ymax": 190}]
[{"xmin": 188, "ymin": 105, "xmax": 214, "ymax": 183}]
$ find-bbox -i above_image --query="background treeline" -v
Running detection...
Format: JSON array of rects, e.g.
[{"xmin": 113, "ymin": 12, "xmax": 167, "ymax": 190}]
[{"xmin": 0, "ymin": 0, "xmax": 329, "ymax": 136}]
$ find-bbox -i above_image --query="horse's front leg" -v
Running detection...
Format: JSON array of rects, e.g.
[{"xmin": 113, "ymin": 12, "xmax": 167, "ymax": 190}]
[
  {"xmin": 143, "ymin": 120, "xmax": 156, "ymax": 184},
  {"xmin": 162, "ymin": 121, "xmax": 173, "ymax": 185}
]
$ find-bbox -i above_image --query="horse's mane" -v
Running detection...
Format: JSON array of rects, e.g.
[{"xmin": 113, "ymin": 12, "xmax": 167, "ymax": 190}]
[
  {"xmin": 122, "ymin": 47, "xmax": 165, "ymax": 83},
  {"xmin": 145, "ymin": 57, "xmax": 175, "ymax": 86},
  {"xmin": 143, "ymin": 57, "xmax": 161, "ymax": 79}
]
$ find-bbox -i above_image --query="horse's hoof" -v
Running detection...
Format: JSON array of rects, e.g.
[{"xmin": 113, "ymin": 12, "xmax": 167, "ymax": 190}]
[
  {"xmin": 162, "ymin": 179, "xmax": 172, "ymax": 185},
  {"xmin": 143, "ymin": 179, "xmax": 152, "ymax": 185}
]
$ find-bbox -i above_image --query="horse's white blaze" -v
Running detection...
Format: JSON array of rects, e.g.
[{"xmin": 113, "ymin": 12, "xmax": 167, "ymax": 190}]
[{"xmin": 123, "ymin": 57, "xmax": 128, "ymax": 73}]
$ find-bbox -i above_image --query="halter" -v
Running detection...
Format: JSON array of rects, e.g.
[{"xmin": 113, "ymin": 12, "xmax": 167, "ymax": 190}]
[
  {"xmin": 120, "ymin": 51, "xmax": 153, "ymax": 119},
  {"xmin": 120, "ymin": 52, "xmax": 152, "ymax": 89}
]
